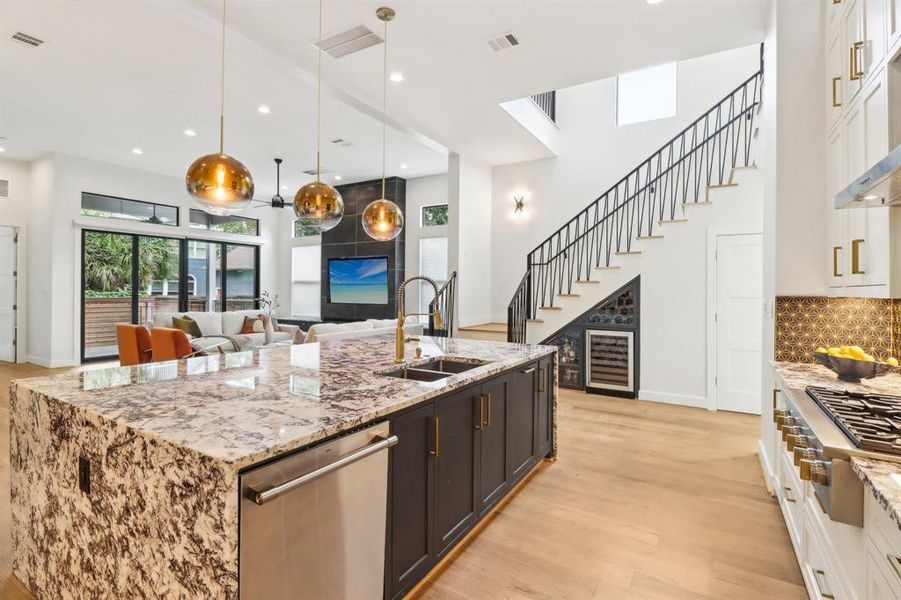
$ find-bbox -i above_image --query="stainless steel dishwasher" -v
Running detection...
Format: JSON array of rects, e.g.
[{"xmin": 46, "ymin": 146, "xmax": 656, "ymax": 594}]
[{"xmin": 239, "ymin": 422, "xmax": 398, "ymax": 599}]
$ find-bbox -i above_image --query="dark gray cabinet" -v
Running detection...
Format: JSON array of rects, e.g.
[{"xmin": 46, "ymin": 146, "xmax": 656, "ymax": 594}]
[
  {"xmin": 434, "ymin": 387, "xmax": 479, "ymax": 558},
  {"xmin": 386, "ymin": 358, "xmax": 552, "ymax": 599},
  {"xmin": 386, "ymin": 403, "xmax": 435, "ymax": 599},
  {"xmin": 536, "ymin": 356, "xmax": 553, "ymax": 458},
  {"xmin": 476, "ymin": 375, "xmax": 509, "ymax": 516}
]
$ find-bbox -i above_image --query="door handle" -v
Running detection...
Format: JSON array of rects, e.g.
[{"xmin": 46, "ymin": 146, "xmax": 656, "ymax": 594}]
[
  {"xmin": 851, "ymin": 239, "xmax": 865, "ymax": 274},
  {"xmin": 246, "ymin": 434, "xmax": 399, "ymax": 505},
  {"xmin": 832, "ymin": 246, "xmax": 842, "ymax": 277},
  {"xmin": 538, "ymin": 366, "xmax": 546, "ymax": 392},
  {"xmin": 475, "ymin": 395, "xmax": 484, "ymax": 430},
  {"xmin": 831, "ymin": 77, "xmax": 841, "ymax": 107},
  {"xmin": 849, "ymin": 41, "xmax": 864, "ymax": 80},
  {"xmin": 431, "ymin": 417, "xmax": 440, "ymax": 458}
]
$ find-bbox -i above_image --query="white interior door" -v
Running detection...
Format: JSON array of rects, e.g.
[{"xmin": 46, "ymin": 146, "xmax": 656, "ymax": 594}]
[
  {"xmin": 0, "ymin": 226, "xmax": 17, "ymax": 362},
  {"xmin": 715, "ymin": 233, "xmax": 762, "ymax": 414}
]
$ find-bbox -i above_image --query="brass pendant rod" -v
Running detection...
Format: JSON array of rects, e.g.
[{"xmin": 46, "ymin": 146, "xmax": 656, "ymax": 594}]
[
  {"xmin": 381, "ymin": 16, "xmax": 388, "ymax": 200},
  {"xmin": 219, "ymin": 0, "xmax": 226, "ymax": 154},
  {"xmin": 315, "ymin": 0, "xmax": 323, "ymax": 181}
]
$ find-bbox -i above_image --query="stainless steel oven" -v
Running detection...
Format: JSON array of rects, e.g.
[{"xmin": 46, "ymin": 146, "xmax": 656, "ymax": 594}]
[{"xmin": 239, "ymin": 422, "xmax": 397, "ymax": 599}]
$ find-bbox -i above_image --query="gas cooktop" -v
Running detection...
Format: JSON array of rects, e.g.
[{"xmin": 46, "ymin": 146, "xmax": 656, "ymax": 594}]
[{"xmin": 805, "ymin": 386, "xmax": 901, "ymax": 456}]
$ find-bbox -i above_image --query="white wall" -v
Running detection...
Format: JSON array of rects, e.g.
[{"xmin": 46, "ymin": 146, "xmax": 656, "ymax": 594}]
[
  {"xmin": 450, "ymin": 156, "xmax": 493, "ymax": 328},
  {"xmin": 490, "ymin": 44, "xmax": 762, "ymax": 321},
  {"xmin": 404, "ymin": 174, "xmax": 449, "ymax": 316},
  {"xmin": 2, "ymin": 152, "xmax": 280, "ymax": 367}
]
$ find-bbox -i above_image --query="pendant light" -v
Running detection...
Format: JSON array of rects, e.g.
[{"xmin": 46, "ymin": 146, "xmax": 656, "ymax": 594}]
[
  {"xmin": 362, "ymin": 6, "xmax": 404, "ymax": 242},
  {"xmin": 185, "ymin": 0, "xmax": 254, "ymax": 216},
  {"xmin": 293, "ymin": 0, "xmax": 344, "ymax": 233}
]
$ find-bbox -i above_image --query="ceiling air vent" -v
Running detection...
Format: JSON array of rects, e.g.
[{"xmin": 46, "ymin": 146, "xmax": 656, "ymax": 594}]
[
  {"xmin": 11, "ymin": 32, "xmax": 44, "ymax": 47},
  {"xmin": 0, "ymin": 180, "xmax": 9, "ymax": 198},
  {"xmin": 315, "ymin": 25, "xmax": 382, "ymax": 59},
  {"xmin": 302, "ymin": 167, "xmax": 335, "ymax": 176},
  {"xmin": 331, "ymin": 138, "xmax": 353, "ymax": 147},
  {"xmin": 487, "ymin": 32, "xmax": 519, "ymax": 53}
]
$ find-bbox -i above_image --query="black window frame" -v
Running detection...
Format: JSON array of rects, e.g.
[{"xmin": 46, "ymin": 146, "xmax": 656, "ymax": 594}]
[
  {"xmin": 189, "ymin": 209, "xmax": 260, "ymax": 237},
  {"xmin": 80, "ymin": 192, "xmax": 180, "ymax": 227}
]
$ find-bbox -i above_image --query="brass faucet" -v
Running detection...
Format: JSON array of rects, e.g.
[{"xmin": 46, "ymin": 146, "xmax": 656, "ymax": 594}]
[{"xmin": 396, "ymin": 275, "xmax": 443, "ymax": 363}]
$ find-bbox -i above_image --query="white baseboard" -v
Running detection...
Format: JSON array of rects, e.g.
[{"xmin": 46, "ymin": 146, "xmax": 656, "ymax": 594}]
[
  {"xmin": 636, "ymin": 390, "xmax": 707, "ymax": 409},
  {"xmin": 25, "ymin": 355, "xmax": 78, "ymax": 369},
  {"xmin": 757, "ymin": 437, "xmax": 775, "ymax": 494}
]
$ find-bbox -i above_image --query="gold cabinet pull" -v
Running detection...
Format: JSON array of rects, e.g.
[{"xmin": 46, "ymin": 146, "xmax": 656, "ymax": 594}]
[
  {"xmin": 832, "ymin": 246, "xmax": 842, "ymax": 277},
  {"xmin": 475, "ymin": 395, "xmax": 484, "ymax": 430},
  {"xmin": 850, "ymin": 41, "xmax": 864, "ymax": 80},
  {"xmin": 486, "ymin": 393, "xmax": 492, "ymax": 428},
  {"xmin": 832, "ymin": 0, "xmax": 841, "ymax": 3},
  {"xmin": 430, "ymin": 416, "xmax": 440, "ymax": 457},
  {"xmin": 831, "ymin": 77, "xmax": 841, "ymax": 107},
  {"xmin": 538, "ymin": 366, "xmax": 546, "ymax": 392},
  {"xmin": 851, "ymin": 239, "xmax": 865, "ymax": 274},
  {"xmin": 772, "ymin": 389, "xmax": 781, "ymax": 411},
  {"xmin": 783, "ymin": 486, "xmax": 796, "ymax": 503}
]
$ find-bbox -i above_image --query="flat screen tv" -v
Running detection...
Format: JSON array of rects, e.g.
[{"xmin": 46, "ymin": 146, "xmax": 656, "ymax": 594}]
[{"xmin": 328, "ymin": 256, "xmax": 389, "ymax": 305}]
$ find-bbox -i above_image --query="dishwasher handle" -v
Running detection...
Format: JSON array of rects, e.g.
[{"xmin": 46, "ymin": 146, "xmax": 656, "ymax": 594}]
[{"xmin": 246, "ymin": 434, "xmax": 399, "ymax": 506}]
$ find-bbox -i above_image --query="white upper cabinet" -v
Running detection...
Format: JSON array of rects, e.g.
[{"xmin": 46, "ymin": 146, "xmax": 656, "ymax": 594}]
[
  {"xmin": 827, "ymin": 128, "xmax": 848, "ymax": 290},
  {"xmin": 828, "ymin": 29, "xmax": 846, "ymax": 131},
  {"xmin": 863, "ymin": 0, "xmax": 888, "ymax": 76},
  {"xmin": 890, "ymin": 0, "xmax": 901, "ymax": 49},
  {"xmin": 844, "ymin": 0, "xmax": 866, "ymax": 102}
]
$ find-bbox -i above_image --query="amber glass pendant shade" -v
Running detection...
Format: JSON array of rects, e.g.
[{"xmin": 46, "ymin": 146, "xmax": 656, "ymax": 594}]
[
  {"xmin": 185, "ymin": 153, "xmax": 254, "ymax": 216},
  {"xmin": 293, "ymin": 180, "xmax": 344, "ymax": 233},
  {"xmin": 362, "ymin": 198, "xmax": 404, "ymax": 241}
]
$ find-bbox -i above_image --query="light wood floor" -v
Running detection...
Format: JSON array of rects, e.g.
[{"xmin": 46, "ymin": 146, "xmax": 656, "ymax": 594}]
[{"xmin": 0, "ymin": 360, "xmax": 806, "ymax": 600}]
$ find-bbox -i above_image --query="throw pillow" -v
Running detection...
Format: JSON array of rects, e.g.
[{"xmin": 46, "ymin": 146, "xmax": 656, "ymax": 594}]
[
  {"xmin": 241, "ymin": 315, "xmax": 265, "ymax": 334},
  {"xmin": 173, "ymin": 315, "xmax": 202, "ymax": 338}
]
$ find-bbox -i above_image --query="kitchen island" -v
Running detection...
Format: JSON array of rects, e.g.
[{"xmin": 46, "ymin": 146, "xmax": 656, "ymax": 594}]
[{"xmin": 9, "ymin": 335, "xmax": 556, "ymax": 599}]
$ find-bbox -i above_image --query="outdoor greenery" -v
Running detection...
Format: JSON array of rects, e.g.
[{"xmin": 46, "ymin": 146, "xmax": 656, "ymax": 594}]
[
  {"xmin": 422, "ymin": 204, "xmax": 449, "ymax": 227},
  {"xmin": 83, "ymin": 233, "xmax": 178, "ymax": 295},
  {"xmin": 294, "ymin": 219, "xmax": 320, "ymax": 238}
]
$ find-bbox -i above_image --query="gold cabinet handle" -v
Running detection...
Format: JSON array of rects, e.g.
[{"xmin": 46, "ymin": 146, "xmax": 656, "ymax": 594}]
[
  {"xmin": 430, "ymin": 416, "xmax": 440, "ymax": 457},
  {"xmin": 539, "ymin": 366, "xmax": 546, "ymax": 392},
  {"xmin": 851, "ymin": 239, "xmax": 865, "ymax": 274},
  {"xmin": 832, "ymin": 0, "xmax": 841, "ymax": 4},
  {"xmin": 813, "ymin": 569, "xmax": 835, "ymax": 599},
  {"xmin": 772, "ymin": 389, "xmax": 781, "ymax": 411},
  {"xmin": 850, "ymin": 41, "xmax": 864, "ymax": 80},
  {"xmin": 475, "ymin": 395, "xmax": 484, "ymax": 430},
  {"xmin": 831, "ymin": 77, "xmax": 841, "ymax": 107},
  {"xmin": 783, "ymin": 486, "xmax": 796, "ymax": 503},
  {"xmin": 832, "ymin": 246, "xmax": 842, "ymax": 277},
  {"xmin": 888, "ymin": 554, "xmax": 901, "ymax": 581},
  {"xmin": 486, "ymin": 393, "xmax": 492, "ymax": 428}
]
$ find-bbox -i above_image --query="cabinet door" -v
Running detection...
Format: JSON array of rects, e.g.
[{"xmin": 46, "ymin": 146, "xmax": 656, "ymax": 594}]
[
  {"xmin": 827, "ymin": 127, "xmax": 848, "ymax": 289},
  {"xmin": 388, "ymin": 403, "xmax": 435, "ymax": 599},
  {"xmin": 863, "ymin": 0, "xmax": 888, "ymax": 75},
  {"xmin": 477, "ymin": 376, "xmax": 509, "ymax": 516},
  {"xmin": 433, "ymin": 387, "xmax": 479, "ymax": 559},
  {"xmin": 844, "ymin": 0, "xmax": 865, "ymax": 101},
  {"xmin": 536, "ymin": 356, "xmax": 553, "ymax": 458},
  {"xmin": 891, "ymin": 0, "xmax": 901, "ymax": 46},
  {"xmin": 507, "ymin": 363, "xmax": 538, "ymax": 483},
  {"xmin": 862, "ymin": 70, "xmax": 888, "ymax": 171},
  {"xmin": 827, "ymin": 28, "xmax": 845, "ymax": 131},
  {"xmin": 862, "ymin": 73, "xmax": 889, "ymax": 288},
  {"xmin": 845, "ymin": 99, "xmax": 867, "ymax": 286}
]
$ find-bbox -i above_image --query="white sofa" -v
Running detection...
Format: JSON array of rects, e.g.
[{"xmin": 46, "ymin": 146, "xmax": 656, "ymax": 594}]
[
  {"xmin": 152, "ymin": 310, "xmax": 300, "ymax": 353},
  {"xmin": 304, "ymin": 319, "xmax": 424, "ymax": 343}
]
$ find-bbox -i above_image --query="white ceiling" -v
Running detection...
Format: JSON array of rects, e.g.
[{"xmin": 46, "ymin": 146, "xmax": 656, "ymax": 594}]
[{"xmin": 0, "ymin": 0, "xmax": 769, "ymax": 199}]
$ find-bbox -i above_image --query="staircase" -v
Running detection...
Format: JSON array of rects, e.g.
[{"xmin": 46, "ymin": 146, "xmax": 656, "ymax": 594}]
[{"xmin": 507, "ymin": 57, "xmax": 763, "ymax": 344}]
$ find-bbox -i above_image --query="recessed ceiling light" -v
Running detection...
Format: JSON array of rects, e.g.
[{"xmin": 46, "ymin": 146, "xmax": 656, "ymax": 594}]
[
  {"xmin": 281, "ymin": 185, "xmax": 288, "ymax": 190},
  {"xmin": 132, "ymin": 148, "xmax": 143, "ymax": 155},
  {"xmin": 390, "ymin": 72, "xmax": 404, "ymax": 82},
  {"xmin": 184, "ymin": 128, "xmax": 196, "ymax": 137},
  {"xmin": 334, "ymin": 174, "xmax": 342, "ymax": 181},
  {"xmin": 646, "ymin": 0, "xmax": 663, "ymax": 4},
  {"xmin": 257, "ymin": 105, "xmax": 271, "ymax": 114},
  {"xmin": 0, "ymin": 147, "xmax": 5, "ymax": 153},
  {"xmin": 400, "ymin": 163, "xmax": 408, "ymax": 169}
]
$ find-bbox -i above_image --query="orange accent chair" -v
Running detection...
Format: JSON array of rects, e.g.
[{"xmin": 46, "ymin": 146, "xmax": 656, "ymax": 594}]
[
  {"xmin": 116, "ymin": 324, "xmax": 153, "ymax": 367},
  {"xmin": 150, "ymin": 327, "xmax": 194, "ymax": 362}
]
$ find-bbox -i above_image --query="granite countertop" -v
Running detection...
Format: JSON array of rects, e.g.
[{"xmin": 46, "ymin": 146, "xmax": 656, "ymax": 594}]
[
  {"xmin": 773, "ymin": 361, "xmax": 901, "ymax": 531},
  {"xmin": 851, "ymin": 457, "xmax": 901, "ymax": 531},
  {"xmin": 12, "ymin": 335, "xmax": 555, "ymax": 470}
]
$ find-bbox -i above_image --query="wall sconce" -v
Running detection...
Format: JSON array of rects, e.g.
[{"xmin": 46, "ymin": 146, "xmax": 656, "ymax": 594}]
[{"xmin": 513, "ymin": 195, "xmax": 525, "ymax": 213}]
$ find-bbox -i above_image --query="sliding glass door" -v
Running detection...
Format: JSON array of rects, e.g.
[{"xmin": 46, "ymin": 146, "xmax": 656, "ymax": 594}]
[{"xmin": 82, "ymin": 231, "xmax": 259, "ymax": 362}]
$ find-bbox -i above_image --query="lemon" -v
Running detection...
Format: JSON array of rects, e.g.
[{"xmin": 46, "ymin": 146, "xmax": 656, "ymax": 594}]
[
  {"xmin": 886, "ymin": 357, "xmax": 899, "ymax": 367},
  {"xmin": 815, "ymin": 347, "xmax": 827, "ymax": 354}
]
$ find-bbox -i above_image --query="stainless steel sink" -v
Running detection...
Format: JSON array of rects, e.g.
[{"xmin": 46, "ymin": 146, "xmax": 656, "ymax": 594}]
[
  {"xmin": 414, "ymin": 358, "xmax": 490, "ymax": 374},
  {"xmin": 382, "ymin": 368, "xmax": 452, "ymax": 382}
]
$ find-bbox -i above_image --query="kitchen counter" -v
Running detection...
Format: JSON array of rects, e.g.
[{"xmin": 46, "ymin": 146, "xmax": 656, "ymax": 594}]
[
  {"xmin": 773, "ymin": 361, "xmax": 901, "ymax": 533},
  {"xmin": 10, "ymin": 335, "xmax": 557, "ymax": 599}
]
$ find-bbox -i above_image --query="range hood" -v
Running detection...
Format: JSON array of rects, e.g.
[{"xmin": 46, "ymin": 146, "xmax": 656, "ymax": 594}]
[{"xmin": 835, "ymin": 144, "xmax": 901, "ymax": 209}]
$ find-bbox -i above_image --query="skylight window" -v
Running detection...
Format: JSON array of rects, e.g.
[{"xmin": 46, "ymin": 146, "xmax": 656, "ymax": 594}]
[{"xmin": 616, "ymin": 62, "xmax": 677, "ymax": 126}]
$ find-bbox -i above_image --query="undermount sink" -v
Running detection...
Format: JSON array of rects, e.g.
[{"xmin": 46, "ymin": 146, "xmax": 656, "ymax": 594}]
[{"xmin": 379, "ymin": 357, "xmax": 491, "ymax": 382}]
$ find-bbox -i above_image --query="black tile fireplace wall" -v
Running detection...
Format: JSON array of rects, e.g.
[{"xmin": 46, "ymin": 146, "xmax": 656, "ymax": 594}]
[{"xmin": 320, "ymin": 177, "xmax": 405, "ymax": 322}]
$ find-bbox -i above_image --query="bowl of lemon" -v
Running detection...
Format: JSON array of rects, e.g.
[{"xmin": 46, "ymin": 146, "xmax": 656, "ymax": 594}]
[{"xmin": 813, "ymin": 346, "xmax": 899, "ymax": 382}]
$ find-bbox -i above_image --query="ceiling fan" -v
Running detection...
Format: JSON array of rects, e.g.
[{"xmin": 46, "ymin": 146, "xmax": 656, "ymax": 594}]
[{"xmin": 252, "ymin": 158, "xmax": 289, "ymax": 209}]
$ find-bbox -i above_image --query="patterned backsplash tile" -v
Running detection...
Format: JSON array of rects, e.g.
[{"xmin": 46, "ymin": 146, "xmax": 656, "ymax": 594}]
[{"xmin": 775, "ymin": 296, "xmax": 898, "ymax": 363}]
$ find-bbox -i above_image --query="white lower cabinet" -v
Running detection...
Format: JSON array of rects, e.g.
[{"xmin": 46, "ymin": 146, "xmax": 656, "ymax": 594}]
[{"xmin": 865, "ymin": 492, "xmax": 901, "ymax": 599}]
